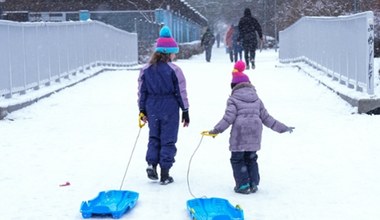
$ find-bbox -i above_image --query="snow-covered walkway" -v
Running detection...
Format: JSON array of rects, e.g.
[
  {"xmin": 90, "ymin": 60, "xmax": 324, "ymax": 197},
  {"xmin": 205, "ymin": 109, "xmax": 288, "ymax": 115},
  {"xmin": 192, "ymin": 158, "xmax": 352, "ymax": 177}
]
[{"xmin": 1, "ymin": 47, "xmax": 380, "ymax": 220}]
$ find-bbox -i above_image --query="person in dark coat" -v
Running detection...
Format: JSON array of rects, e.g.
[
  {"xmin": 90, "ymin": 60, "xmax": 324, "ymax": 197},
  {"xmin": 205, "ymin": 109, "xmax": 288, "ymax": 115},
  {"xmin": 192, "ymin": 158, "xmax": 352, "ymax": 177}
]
[
  {"xmin": 216, "ymin": 32, "xmax": 221, "ymax": 48},
  {"xmin": 238, "ymin": 8, "xmax": 263, "ymax": 70},
  {"xmin": 201, "ymin": 27, "xmax": 215, "ymax": 62},
  {"xmin": 138, "ymin": 26, "xmax": 190, "ymax": 185},
  {"xmin": 208, "ymin": 61, "xmax": 294, "ymax": 194}
]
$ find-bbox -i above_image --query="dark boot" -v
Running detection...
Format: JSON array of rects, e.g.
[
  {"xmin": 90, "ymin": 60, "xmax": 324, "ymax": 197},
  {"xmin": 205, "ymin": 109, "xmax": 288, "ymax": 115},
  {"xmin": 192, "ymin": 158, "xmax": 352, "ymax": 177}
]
[
  {"xmin": 251, "ymin": 60, "xmax": 255, "ymax": 69},
  {"xmin": 160, "ymin": 169, "xmax": 174, "ymax": 185},
  {"xmin": 146, "ymin": 164, "xmax": 158, "ymax": 180},
  {"xmin": 234, "ymin": 183, "xmax": 250, "ymax": 194},
  {"xmin": 250, "ymin": 182, "xmax": 258, "ymax": 193}
]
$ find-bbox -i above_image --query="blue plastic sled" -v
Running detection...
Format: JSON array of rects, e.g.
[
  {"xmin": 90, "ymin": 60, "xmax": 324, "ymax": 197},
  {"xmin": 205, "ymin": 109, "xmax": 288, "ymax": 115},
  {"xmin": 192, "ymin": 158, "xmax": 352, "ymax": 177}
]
[
  {"xmin": 80, "ymin": 190, "xmax": 139, "ymax": 219},
  {"xmin": 186, "ymin": 197, "xmax": 244, "ymax": 220}
]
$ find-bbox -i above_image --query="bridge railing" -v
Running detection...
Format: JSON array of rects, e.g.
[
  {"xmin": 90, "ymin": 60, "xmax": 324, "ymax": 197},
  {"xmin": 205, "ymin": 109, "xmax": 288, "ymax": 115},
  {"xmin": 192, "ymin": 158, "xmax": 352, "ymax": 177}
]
[
  {"xmin": 279, "ymin": 11, "xmax": 375, "ymax": 95},
  {"xmin": 0, "ymin": 20, "xmax": 138, "ymax": 98}
]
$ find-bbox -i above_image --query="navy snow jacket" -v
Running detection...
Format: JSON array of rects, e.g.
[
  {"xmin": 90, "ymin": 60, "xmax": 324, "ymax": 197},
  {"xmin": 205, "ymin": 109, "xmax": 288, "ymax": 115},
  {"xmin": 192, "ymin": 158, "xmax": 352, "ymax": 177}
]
[{"xmin": 138, "ymin": 61, "xmax": 189, "ymax": 113}]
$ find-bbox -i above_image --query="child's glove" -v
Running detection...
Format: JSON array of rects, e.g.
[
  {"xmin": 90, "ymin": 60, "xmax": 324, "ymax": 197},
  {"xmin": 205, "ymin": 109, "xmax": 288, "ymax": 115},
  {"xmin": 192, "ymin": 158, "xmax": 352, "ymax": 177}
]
[
  {"xmin": 208, "ymin": 129, "xmax": 219, "ymax": 135},
  {"xmin": 208, "ymin": 129, "xmax": 219, "ymax": 138},
  {"xmin": 287, "ymin": 126, "xmax": 295, "ymax": 133},
  {"xmin": 182, "ymin": 109, "xmax": 190, "ymax": 127},
  {"xmin": 139, "ymin": 110, "xmax": 147, "ymax": 123},
  {"xmin": 201, "ymin": 129, "xmax": 218, "ymax": 138}
]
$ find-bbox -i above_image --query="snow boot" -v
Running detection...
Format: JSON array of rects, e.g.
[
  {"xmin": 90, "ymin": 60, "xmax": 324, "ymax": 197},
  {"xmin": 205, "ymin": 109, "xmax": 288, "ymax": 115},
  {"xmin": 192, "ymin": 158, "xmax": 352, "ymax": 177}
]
[
  {"xmin": 234, "ymin": 183, "xmax": 250, "ymax": 194},
  {"xmin": 160, "ymin": 169, "xmax": 174, "ymax": 185},
  {"xmin": 146, "ymin": 164, "xmax": 158, "ymax": 180},
  {"xmin": 251, "ymin": 60, "xmax": 255, "ymax": 69},
  {"xmin": 250, "ymin": 183, "xmax": 258, "ymax": 193}
]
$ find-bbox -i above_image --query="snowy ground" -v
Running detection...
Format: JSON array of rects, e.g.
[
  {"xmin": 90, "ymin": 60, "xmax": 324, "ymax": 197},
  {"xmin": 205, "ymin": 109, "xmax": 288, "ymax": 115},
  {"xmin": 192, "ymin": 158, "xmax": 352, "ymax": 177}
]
[{"xmin": 1, "ymin": 47, "xmax": 380, "ymax": 220}]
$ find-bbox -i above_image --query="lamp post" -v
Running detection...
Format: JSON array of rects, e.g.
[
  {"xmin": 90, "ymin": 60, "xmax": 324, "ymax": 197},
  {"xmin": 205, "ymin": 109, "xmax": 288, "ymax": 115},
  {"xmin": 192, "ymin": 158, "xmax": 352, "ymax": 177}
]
[
  {"xmin": 274, "ymin": 0, "xmax": 278, "ymax": 52},
  {"xmin": 0, "ymin": 0, "xmax": 5, "ymax": 19},
  {"xmin": 353, "ymin": 0, "xmax": 359, "ymax": 13}
]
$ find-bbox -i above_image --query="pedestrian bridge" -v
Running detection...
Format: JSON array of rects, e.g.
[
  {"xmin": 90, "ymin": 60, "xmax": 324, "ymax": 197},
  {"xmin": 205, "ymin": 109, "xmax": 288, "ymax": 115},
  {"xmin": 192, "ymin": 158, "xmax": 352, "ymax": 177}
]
[{"xmin": 0, "ymin": 11, "xmax": 379, "ymax": 119}]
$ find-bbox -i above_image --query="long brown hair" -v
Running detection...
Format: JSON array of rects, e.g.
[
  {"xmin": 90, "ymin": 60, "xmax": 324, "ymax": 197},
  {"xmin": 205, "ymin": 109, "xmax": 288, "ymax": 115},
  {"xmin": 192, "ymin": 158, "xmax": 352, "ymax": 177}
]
[{"xmin": 149, "ymin": 52, "xmax": 171, "ymax": 64}]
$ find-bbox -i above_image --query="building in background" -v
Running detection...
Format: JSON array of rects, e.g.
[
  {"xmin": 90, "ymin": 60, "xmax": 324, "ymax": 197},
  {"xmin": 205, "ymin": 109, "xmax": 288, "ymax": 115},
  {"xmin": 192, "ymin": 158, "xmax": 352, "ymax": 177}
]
[{"xmin": 0, "ymin": 0, "xmax": 208, "ymax": 61}]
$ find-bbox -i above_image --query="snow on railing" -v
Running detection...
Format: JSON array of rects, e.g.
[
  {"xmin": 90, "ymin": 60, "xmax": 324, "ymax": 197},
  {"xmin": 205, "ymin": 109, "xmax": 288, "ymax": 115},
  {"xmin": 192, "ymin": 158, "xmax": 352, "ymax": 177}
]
[
  {"xmin": 279, "ymin": 11, "xmax": 375, "ymax": 95},
  {"xmin": 0, "ymin": 20, "xmax": 138, "ymax": 98}
]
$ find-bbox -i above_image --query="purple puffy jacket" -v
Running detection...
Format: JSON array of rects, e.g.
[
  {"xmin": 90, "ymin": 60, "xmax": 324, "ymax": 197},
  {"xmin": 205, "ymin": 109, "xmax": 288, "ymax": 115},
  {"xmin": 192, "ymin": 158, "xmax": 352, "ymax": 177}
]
[{"xmin": 213, "ymin": 82, "xmax": 289, "ymax": 152}]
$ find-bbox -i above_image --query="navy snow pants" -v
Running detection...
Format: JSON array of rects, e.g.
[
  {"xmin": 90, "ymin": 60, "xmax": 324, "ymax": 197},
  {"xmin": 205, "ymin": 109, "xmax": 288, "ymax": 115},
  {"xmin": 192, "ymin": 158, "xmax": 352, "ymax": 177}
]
[
  {"xmin": 145, "ymin": 97, "xmax": 179, "ymax": 170},
  {"xmin": 204, "ymin": 45, "xmax": 212, "ymax": 62},
  {"xmin": 230, "ymin": 151, "xmax": 260, "ymax": 188}
]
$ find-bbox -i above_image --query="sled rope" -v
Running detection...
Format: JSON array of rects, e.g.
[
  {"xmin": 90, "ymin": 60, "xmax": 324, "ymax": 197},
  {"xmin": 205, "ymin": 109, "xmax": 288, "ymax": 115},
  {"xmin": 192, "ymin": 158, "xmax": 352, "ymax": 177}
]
[
  {"xmin": 119, "ymin": 115, "xmax": 145, "ymax": 190},
  {"xmin": 186, "ymin": 134, "xmax": 205, "ymax": 198}
]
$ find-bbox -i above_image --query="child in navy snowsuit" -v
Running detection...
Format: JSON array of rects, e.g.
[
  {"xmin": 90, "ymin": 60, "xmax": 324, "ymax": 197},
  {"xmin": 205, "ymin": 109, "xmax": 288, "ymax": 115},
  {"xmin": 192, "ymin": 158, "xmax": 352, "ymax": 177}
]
[
  {"xmin": 138, "ymin": 26, "xmax": 190, "ymax": 185},
  {"xmin": 208, "ymin": 61, "xmax": 294, "ymax": 194}
]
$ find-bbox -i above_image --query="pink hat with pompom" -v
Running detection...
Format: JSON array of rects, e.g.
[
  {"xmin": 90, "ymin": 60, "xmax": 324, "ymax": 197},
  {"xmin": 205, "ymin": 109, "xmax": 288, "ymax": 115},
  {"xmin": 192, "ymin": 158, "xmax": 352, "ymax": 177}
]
[{"xmin": 231, "ymin": 61, "xmax": 250, "ymax": 85}]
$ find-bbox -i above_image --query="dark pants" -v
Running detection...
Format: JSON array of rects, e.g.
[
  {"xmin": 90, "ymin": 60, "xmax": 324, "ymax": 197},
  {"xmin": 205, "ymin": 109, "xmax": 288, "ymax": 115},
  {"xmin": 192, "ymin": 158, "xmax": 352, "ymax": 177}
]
[
  {"xmin": 204, "ymin": 46, "xmax": 212, "ymax": 62},
  {"xmin": 229, "ymin": 49, "xmax": 242, "ymax": 63},
  {"xmin": 242, "ymin": 41, "xmax": 257, "ymax": 68},
  {"xmin": 234, "ymin": 50, "xmax": 242, "ymax": 62},
  {"xmin": 228, "ymin": 48, "xmax": 233, "ymax": 62},
  {"xmin": 230, "ymin": 151, "xmax": 260, "ymax": 188},
  {"xmin": 243, "ymin": 47, "xmax": 256, "ymax": 68},
  {"xmin": 145, "ymin": 99, "xmax": 179, "ymax": 170}
]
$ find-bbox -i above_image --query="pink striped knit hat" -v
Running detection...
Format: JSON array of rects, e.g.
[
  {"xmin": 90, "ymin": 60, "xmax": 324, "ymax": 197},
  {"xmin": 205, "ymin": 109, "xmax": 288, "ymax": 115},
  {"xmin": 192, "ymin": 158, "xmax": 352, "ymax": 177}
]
[{"xmin": 231, "ymin": 61, "xmax": 250, "ymax": 84}]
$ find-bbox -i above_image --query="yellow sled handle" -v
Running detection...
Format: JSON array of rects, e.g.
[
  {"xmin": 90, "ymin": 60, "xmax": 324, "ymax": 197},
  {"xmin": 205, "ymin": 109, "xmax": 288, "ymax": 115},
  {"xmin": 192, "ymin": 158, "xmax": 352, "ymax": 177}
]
[
  {"xmin": 201, "ymin": 131, "xmax": 217, "ymax": 138},
  {"xmin": 139, "ymin": 113, "xmax": 146, "ymax": 128}
]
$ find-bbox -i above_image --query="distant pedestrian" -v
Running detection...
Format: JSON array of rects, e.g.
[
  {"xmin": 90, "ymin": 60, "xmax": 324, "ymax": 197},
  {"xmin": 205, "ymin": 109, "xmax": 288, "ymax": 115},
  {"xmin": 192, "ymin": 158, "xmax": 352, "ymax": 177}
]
[
  {"xmin": 225, "ymin": 25, "xmax": 234, "ymax": 62},
  {"xmin": 232, "ymin": 25, "xmax": 243, "ymax": 62},
  {"xmin": 138, "ymin": 26, "xmax": 190, "ymax": 185},
  {"xmin": 237, "ymin": 8, "xmax": 263, "ymax": 69},
  {"xmin": 216, "ymin": 32, "xmax": 221, "ymax": 48},
  {"xmin": 206, "ymin": 61, "xmax": 294, "ymax": 194},
  {"xmin": 201, "ymin": 27, "xmax": 215, "ymax": 62}
]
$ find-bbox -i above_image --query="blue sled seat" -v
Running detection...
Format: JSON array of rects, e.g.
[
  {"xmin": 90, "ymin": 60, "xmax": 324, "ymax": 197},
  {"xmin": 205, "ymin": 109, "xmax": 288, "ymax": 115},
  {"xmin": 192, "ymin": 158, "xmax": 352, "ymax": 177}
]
[
  {"xmin": 187, "ymin": 197, "xmax": 244, "ymax": 220},
  {"xmin": 80, "ymin": 190, "xmax": 139, "ymax": 219}
]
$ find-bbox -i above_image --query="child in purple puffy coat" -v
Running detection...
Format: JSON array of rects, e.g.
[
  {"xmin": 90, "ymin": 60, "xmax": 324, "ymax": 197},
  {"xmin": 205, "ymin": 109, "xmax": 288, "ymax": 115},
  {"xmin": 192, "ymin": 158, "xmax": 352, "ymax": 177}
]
[{"xmin": 208, "ymin": 61, "xmax": 294, "ymax": 194}]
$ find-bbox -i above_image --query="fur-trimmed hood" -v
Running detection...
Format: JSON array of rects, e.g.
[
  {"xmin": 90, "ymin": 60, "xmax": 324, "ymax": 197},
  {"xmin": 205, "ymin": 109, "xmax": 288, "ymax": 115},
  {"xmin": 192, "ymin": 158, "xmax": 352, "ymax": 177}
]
[{"xmin": 231, "ymin": 82, "xmax": 258, "ymax": 103}]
